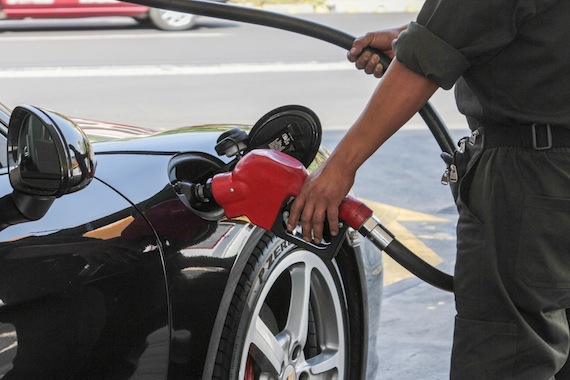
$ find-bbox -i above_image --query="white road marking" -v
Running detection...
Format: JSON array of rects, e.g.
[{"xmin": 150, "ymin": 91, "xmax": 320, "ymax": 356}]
[
  {"xmin": 0, "ymin": 61, "xmax": 352, "ymax": 78},
  {"xmin": 0, "ymin": 32, "xmax": 225, "ymax": 41}
]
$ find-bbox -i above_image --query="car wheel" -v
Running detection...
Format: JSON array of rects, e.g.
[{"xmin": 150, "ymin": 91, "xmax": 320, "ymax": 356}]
[
  {"xmin": 148, "ymin": 8, "xmax": 197, "ymax": 31},
  {"xmin": 213, "ymin": 233, "xmax": 350, "ymax": 379}
]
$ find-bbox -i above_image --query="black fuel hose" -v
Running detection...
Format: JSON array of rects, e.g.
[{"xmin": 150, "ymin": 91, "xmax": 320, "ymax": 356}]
[
  {"xmin": 134, "ymin": 0, "xmax": 456, "ymax": 291},
  {"xmin": 356, "ymin": 212, "xmax": 453, "ymax": 292},
  {"xmin": 387, "ymin": 240, "xmax": 453, "ymax": 292}
]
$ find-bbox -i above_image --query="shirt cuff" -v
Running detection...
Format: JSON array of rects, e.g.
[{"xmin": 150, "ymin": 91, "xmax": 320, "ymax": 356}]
[{"xmin": 394, "ymin": 22, "xmax": 470, "ymax": 90}]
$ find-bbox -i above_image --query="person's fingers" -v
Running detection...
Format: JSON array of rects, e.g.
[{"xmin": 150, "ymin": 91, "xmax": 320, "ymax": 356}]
[
  {"xmin": 373, "ymin": 63, "xmax": 385, "ymax": 78},
  {"xmin": 287, "ymin": 195, "xmax": 305, "ymax": 232},
  {"xmin": 354, "ymin": 50, "xmax": 372, "ymax": 70},
  {"xmin": 326, "ymin": 205, "xmax": 340, "ymax": 238},
  {"xmin": 311, "ymin": 207, "xmax": 327, "ymax": 244},
  {"xmin": 364, "ymin": 52, "xmax": 380, "ymax": 75},
  {"xmin": 347, "ymin": 47, "xmax": 360, "ymax": 63},
  {"xmin": 348, "ymin": 29, "xmax": 407, "ymax": 78},
  {"xmin": 288, "ymin": 160, "xmax": 354, "ymax": 243},
  {"xmin": 348, "ymin": 34, "xmax": 372, "ymax": 62},
  {"xmin": 299, "ymin": 203, "xmax": 316, "ymax": 242}
]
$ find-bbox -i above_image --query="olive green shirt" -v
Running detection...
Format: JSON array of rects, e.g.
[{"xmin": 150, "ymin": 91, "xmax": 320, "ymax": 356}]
[{"xmin": 394, "ymin": 0, "xmax": 570, "ymax": 126}]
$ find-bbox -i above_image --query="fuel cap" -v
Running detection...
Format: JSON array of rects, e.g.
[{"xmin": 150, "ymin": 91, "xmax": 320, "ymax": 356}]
[{"xmin": 246, "ymin": 105, "xmax": 322, "ymax": 168}]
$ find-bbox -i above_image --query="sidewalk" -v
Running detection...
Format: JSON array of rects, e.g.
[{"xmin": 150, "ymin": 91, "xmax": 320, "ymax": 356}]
[{"xmin": 230, "ymin": 0, "xmax": 425, "ymax": 14}]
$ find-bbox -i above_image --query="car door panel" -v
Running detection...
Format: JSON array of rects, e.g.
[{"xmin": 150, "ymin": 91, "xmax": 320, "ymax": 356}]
[{"xmin": 0, "ymin": 173, "xmax": 170, "ymax": 379}]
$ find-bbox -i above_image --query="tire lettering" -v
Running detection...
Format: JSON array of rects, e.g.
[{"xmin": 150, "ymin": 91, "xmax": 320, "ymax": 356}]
[{"xmin": 257, "ymin": 239, "xmax": 290, "ymax": 283}]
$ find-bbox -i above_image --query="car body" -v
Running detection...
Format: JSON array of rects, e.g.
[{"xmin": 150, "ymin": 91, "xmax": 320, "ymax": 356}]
[
  {"xmin": 0, "ymin": 102, "xmax": 383, "ymax": 379},
  {"xmin": 0, "ymin": 0, "xmax": 228, "ymax": 30}
]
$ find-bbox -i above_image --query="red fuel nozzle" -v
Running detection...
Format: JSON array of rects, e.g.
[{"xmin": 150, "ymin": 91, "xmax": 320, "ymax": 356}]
[{"xmin": 211, "ymin": 149, "xmax": 308, "ymax": 230}]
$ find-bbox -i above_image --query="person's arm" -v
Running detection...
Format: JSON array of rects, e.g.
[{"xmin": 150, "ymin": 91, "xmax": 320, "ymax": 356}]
[{"xmin": 287, "ymin": 59, "xmax": 438, "ymax": 243}]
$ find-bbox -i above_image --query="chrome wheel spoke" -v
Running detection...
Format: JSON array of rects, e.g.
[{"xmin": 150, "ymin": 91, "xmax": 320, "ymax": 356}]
[
  {"xmin": 285, "ymin": 263, "xmax": 312, "ymax": 347},
  {"xmin": 301, "ymin": 350, "xmax": 342, "ymax": 375},
  {"xmin": 249, "ymin": 315, "xmax": 285, "ymax": 374}
]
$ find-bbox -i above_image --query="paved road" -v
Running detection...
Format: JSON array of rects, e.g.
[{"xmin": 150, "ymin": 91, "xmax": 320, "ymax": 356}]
[
  {"xmin": 0, "ymin": 12, "xmax": 465, "ymax": 131},
  {"xmin": 0, "ymin": 11, "xmax": 469, "ymax": 379}
]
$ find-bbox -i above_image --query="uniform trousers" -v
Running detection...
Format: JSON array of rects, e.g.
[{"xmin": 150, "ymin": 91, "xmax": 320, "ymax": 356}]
[{"xmin": 450, "ymin": 127, "xmax": 570, "ymax": 379}]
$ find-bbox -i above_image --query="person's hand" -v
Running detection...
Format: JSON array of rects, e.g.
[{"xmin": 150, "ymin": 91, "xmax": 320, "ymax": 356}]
[
  {"xmin": 287, "ymin": 158, "xmax": 355, "ymax": 244},
  {"xmin": 347, "ymin": 26, "xmax": 407, "ymax": 78}
]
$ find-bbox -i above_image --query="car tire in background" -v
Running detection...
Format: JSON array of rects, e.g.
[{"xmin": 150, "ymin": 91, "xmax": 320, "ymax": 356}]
[
  {"xmin": 148, "ymin": 8, "xmax": 197, "ymax": 31},
  {"xmin": 213, "ymin": 233, "xmax": 351, "ymax": 379}
]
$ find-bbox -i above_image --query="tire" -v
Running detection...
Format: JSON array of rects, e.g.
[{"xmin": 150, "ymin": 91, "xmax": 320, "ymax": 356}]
[
  {"xmin": 148, "ymin": 8, "xmax": 197, "ymax": 31},
  {"xmin": 213, "ymin": 233, "xmax": 351, "ymax": 379}
]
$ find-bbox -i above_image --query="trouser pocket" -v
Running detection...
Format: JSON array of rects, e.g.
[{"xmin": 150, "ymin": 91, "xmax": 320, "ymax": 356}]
[
  {"xmin": 517, "ymin": 194, "xmax": 570, "ymax": 290},
  {"xmin": 451, "ymin": 316, "xmax": 517, "ymax": 380}
]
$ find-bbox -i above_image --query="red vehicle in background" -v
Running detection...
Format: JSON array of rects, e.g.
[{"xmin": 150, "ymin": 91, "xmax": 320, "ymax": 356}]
[{"xmin": 0, "ymin": 0, "xmax": 228, "ymax": 30}]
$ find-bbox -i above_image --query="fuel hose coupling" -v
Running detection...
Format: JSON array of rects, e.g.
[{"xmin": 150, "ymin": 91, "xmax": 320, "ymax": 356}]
[
  {"xmin": 358, "ymin": 215, "xmax": 394, "ymax": 251},
  {"xmin": 338, "ymin": 197, "xmax": 394, "ymax": 252}
]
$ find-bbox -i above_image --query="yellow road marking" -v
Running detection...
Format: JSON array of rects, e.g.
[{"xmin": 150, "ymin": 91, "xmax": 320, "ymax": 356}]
[{"xmin": 361, "ymin": 199, "xmax": 454, "ymax": 286}]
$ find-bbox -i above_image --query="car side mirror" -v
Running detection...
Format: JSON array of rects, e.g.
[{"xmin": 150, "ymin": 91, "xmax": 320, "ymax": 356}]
[{"xmin": 4, "ymin": 105, "xmax": 96, "ymax": 222}]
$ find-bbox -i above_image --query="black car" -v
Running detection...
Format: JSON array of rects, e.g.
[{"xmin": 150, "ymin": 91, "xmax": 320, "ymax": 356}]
[{"xmin": 0, "ymin": 101, "xmax": 383, "ymax": 379}]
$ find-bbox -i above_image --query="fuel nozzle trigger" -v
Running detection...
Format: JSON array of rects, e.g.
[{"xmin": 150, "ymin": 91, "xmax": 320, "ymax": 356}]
[{"xmin": 271, "ymin": 200, "xmax": 349, "ymax": 260}]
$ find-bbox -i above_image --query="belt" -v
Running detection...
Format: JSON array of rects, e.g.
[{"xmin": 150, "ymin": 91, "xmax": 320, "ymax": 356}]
[{"xmin": 468, "ymin": 118, "xmax": 570, "ymax": 150}]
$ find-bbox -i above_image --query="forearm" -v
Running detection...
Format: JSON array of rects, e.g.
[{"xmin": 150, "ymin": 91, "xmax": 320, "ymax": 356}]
[{"xmin": 327, "ymin": 59, "xmax": 439, "ymax": 174}]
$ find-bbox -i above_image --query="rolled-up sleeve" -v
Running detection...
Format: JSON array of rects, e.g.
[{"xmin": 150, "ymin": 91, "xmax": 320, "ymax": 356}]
[
  {"xmin": 394, "ymin": 22, "xmax": 470, "ymax": 90},
  {"xmin": 392, "ymin": 0, "xmax": 546, "ymax": 90}
]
